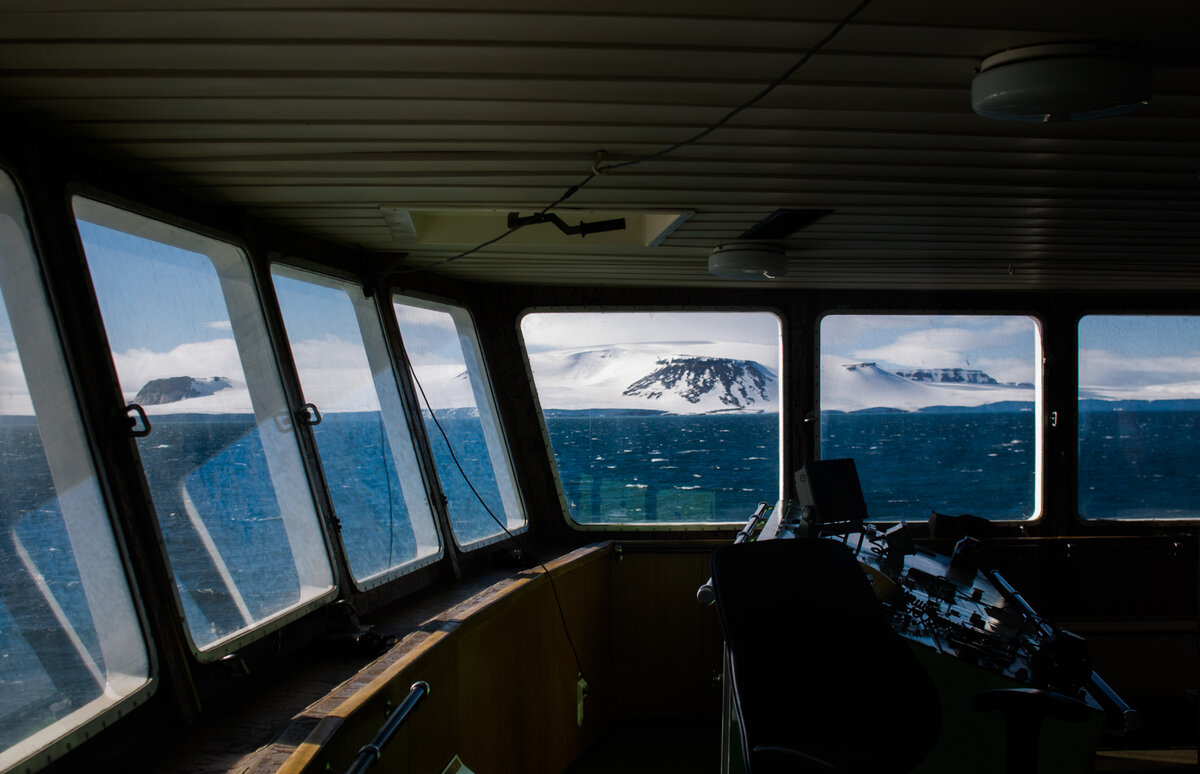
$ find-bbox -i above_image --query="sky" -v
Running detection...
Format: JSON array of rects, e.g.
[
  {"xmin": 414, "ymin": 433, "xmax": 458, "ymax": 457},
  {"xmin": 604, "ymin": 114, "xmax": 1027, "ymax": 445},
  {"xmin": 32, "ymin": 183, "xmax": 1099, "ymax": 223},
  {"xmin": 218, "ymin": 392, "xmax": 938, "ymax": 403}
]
[
  {"xmin": 821, "ymin": 314, "xmax": 1039, "ymax": 385},
  {"xmin": 518, "ymin": 312, "xmax": 781, "ymax": 411},
  {"xmin": 520, "ymin": 310, "xmax": 782, "ymax": 353},
  {"xmin": 78, "ymin": 221, "xmax": 234, "ymax": 356},
  {"xmin": 1079, "ymin": 316, "xmax": 1200, "ymax": 392},
  {"xmin": 822, "ymin": 313, "xmax": 1200, "ymax": 402},
  {"xmin": 5, "ymin": 219, "xmax": 1200, "ymax": 417},
  {"xmin": 0, "ymin": 296, "xmax": 30, "ymax": 413}
]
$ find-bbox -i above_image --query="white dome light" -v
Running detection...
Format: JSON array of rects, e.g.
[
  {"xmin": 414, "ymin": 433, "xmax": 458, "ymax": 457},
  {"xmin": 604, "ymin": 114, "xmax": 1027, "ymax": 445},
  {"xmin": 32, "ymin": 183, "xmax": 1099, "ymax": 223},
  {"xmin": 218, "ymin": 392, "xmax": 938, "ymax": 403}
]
[
  {"xmin": 708, "ymin": 242, "xmax": 789, "ymax": 280},
  {"xmin": 971, "ymin": 43, "xmax": 1151, "ymax": 122}
]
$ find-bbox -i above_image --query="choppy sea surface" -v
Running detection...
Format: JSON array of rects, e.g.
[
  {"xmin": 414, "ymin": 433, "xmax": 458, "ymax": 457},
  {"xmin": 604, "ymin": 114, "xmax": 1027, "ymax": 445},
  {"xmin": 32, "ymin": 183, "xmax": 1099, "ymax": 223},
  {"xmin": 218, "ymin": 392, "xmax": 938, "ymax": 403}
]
[
  {"xmin": 544, "ymin": 413, "xmax": 781, "ymax": 523},
  {"xmin": 2, "ymin": 407, "xmax": 1196, "ymax": 743}
]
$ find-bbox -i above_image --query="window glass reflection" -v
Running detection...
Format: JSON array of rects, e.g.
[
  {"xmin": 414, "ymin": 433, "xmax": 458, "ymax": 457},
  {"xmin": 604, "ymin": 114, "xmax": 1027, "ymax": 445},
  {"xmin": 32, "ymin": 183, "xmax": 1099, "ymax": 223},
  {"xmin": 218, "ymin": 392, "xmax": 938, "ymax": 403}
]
[{"xmin": 273, "ymin": 267, "xmax": 440, "ymax": 583}]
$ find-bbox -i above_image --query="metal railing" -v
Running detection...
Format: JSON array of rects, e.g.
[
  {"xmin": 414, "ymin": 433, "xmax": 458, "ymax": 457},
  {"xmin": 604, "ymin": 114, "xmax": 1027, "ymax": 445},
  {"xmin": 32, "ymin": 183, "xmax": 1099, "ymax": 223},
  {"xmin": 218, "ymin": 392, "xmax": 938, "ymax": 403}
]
[{"xmin": 346, "ymin": 680, "xmax": 431, "ymax": 774}]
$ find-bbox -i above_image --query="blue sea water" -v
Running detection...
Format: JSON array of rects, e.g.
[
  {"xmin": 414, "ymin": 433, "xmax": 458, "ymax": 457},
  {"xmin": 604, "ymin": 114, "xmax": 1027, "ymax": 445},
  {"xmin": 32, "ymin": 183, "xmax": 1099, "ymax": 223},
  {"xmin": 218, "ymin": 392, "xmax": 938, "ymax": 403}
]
[
  {"xmin": 312, "ymin": 412, "xmax": 419, "ymax": 579},
  {"xmin": 135, "ymin": 414, "xmax": 301, "ymax": 637},
  {"xmin": 543, "ymin": 413, "xmax": 780, "ymax": 523},
  {"xmin": 1078, "ymin": 409, "xmax": 1200, "ymax": 519},
  {"xmin": 821, "ymin": 411, "xmax": 1035, "ymax": 521},
  {"xmin": 4, "ymin": 407, "xmax": 1198, "ymax": 738}
]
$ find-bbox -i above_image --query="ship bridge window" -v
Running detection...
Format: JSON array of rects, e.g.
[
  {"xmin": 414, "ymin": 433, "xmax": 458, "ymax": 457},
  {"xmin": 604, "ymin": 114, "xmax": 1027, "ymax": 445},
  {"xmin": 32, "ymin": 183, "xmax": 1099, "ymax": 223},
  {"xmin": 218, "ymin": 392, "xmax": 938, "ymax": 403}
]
[
  {"xmin": 1079, "ymin": 315, "xmax": 1200, "ymax": 520},
  {"xmin": 0, "ymin": 174, "xmax": 151, "ymax": 771},
  {"xmin": 393, "ymin": 295, "xmax": 526, "ymax": 547},
  {"xmin": 520, "ymin": 311, "xmax": 783, "ymax": 527},
  {"xmin": 820, "ymin": 315, "xmax": 1043, "ymax": 522},
  {"xmin": 271, "ymin": 266, "xmax": 441, "ymax": 585},
  {"xmin": 73, "ymin": 198, "xmax": 335, "ymax": 656}
]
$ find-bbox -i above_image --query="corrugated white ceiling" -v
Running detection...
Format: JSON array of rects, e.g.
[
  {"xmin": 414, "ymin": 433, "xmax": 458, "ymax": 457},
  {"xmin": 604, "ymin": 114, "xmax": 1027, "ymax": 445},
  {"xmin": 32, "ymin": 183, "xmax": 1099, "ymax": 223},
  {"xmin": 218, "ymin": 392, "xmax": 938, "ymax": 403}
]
[{"xmin": 1, "ymin": 0, "xmax": 1199, "ymax": 289}]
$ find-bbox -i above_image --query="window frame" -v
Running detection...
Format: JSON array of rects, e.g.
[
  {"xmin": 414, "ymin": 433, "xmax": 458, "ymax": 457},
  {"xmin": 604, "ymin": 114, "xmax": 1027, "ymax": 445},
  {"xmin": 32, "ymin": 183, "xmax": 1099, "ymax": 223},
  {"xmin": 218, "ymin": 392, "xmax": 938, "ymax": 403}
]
[
  {"xmin": 71, "ymin": 194, "xmax": 340, "ymax": 661},
  {"xmin": 1076, "ymin": 312, "xmax": 1200, "ymax": 524},
  {"xmin": 392, "ymin": 291, "xmax": 528, "ymax": 551},
  {"xmin": 815, "ymin": 310, "xmax": 1046, "ymax": 524},
  {"xmin": 517, "ymin": 305, "xmax": 786, "ymax": 532},
  {"xmin": 269, "ymin": 262, "xmax": 444, "ymax": 589},
  {"xmin": 0, "ymin": 170, "xmax": 158, "ymax": 773}
]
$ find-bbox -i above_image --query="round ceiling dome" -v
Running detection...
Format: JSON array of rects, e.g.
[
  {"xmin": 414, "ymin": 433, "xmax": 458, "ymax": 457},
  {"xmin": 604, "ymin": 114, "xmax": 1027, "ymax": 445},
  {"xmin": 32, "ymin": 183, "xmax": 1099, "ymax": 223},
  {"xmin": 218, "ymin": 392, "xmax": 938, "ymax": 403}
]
[
  {"xmin": 708, "ymin": 242, "xmax": 789, "ymax": 280},
  {"xmin": 971, "ymin": 42, "xmax": 1151, "ymax": 122}
]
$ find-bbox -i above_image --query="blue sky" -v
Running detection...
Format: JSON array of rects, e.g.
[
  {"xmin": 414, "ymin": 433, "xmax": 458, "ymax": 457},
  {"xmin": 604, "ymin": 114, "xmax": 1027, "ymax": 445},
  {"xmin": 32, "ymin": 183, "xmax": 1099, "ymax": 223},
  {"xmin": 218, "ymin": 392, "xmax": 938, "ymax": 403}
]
[
  {"xmin": 78, "ymin": 221, "xmax": 233, "ymax": 355},
  {"xmin": 520, "ymin": 311, "xmax": 782, "ymax": 354},
  {"xmin": 392, "ymin": 302, "xmax": 464, "ymax": 366},
  {"xmin": 821, "ymin": 314, "xmax": 1038, "ymax": 385},
  {"xmin": 271, "ymin": 269, "xmax": 365, "ymax": 345},
  {"xmin": 823, "ymin": 314, "xmax": 1200, "ymax": 396},
  {"xmin": 9, "ymin": 221, "xmax": 1195, "ymax": 414},
  {"xmin": 1079, "ymin": 316, "xmax": 1200, "ymax": 359},
  {"xmin": 1080, "ymin": 315, "xmax": 1200, "ymax": 391}
]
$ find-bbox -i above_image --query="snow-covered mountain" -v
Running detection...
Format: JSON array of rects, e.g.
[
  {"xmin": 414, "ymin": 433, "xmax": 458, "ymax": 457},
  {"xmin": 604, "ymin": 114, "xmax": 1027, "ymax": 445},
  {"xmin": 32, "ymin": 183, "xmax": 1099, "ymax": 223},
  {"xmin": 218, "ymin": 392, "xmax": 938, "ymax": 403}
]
[
  {"xmin": 527, "ymin": 343, "xmax": 779, "ymax": 414},
  {"xmin": 133, "ymin": 376, "xmax": 234, "ymax": 405},
  {"xmin": 894, "ymin": 368, "xmax": 998, "ymax": 385},
  {"xmin": 822, "ymin": 359, "xmax": 1034, "ymax": 412},
  {"xmin": 623, "ymin": 356, "xmax": 774, "ymax": 411},
  {"xmin": 120, "ymin": 355, "xmax": 1038, "ymax": 417}
]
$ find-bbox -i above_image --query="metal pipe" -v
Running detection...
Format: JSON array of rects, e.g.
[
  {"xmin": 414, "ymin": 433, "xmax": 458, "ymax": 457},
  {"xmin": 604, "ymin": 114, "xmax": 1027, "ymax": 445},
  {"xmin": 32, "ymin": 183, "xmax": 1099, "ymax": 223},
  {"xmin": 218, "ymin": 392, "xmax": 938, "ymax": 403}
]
[
  {"xmin": 1086, "ymin": 668, "xmax": 1142, "ymax": 732},
  {"xmin": 346, "ymin": 680, "xmax": 431, "ymax": 774},
  {"xmin": 696, "ymin": 502, "xmax": 772, "ymax": 605},
  {"xmin": 985, "ymin": 569, "xmax": 1054, "ymax": 638},
  {"xmin": 986, "ymin": 570, "xmax": 1140, "ymax": 732}
]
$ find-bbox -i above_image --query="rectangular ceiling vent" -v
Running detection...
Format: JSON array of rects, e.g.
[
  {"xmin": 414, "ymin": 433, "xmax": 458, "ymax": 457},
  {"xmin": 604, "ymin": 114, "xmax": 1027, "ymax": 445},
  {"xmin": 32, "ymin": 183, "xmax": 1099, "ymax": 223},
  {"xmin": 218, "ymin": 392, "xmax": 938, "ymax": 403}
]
[{"xmin": 738, "ymin": 208, "xmax": 833, "ymax": 241}]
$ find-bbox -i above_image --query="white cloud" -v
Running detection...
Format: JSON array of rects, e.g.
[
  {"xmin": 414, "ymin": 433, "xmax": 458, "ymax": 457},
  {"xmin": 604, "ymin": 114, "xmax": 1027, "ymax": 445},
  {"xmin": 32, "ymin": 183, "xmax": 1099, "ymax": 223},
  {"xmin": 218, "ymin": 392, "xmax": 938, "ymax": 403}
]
[
  {"xmin": 820, "ymin": 315, "xmax": 925, "ymax": 347},
  {"xmin": 290, "ymin": 335, "xmax": 372, "ymax": 372},
  {"xmin": 820, "ymin": 355, "xmax": 1034, "ymax": 412},
  {"xmin": 289, "ymin": 335, "xmax": 381, "ymax": 412},
  {"xmin": 0, "ymin": 389, "xmax": 34, "ymax": 415},
  {"xmin": 0, "ymin": 349, "xmax": 28, "ymax": 392},
  {"xmin": 848, "ymin": 319, "xmax": 1035, "ymax": 379},
  {"xmin": 521, "ymin": 312, "xmax": 780, "ymax": 353},
  {"xmin": 409, "ymin": 363, "xmax": 472, "ymax": 410},
  {"xmin": 393, "ymin": 303, "xmax": 462, "ymax": 365},
  {"xmin": 852, "ymin": 329, "xmax": 980, "ymax": 368},
  {"xmin": 1080, "ymin": 348, "xmax": 1200, "ymax": 390},
  {"xmin": 112, "ymin": 338, "xmax": 243, "ymax": 392}
]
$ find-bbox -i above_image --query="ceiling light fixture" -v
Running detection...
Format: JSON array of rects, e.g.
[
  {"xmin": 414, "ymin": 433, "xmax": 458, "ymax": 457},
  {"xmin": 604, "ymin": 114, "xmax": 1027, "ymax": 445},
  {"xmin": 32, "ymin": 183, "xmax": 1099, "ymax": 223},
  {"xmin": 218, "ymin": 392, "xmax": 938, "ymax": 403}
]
[
  {"xmin": 971, "ymin": 42, "xmax": 1151, "ymax": 122},
  {"xmin": 708, "ymin": 242, "xmax": 789, "ymax": 280}
]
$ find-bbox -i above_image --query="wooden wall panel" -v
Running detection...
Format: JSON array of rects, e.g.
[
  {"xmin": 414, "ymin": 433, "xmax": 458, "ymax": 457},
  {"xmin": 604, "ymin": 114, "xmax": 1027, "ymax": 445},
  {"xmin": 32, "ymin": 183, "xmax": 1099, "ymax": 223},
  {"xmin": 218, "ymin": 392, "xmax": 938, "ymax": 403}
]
[
  {"xmin": 400, "ymin": 641, "xmax": 463, "ymax": 774},
  {"xmin": 610, "ymin": 547, "xmax": 725, "ymax": 720},
  {"xmin": 281, "ymin": 544, "xmax": 613, "ymax": 774},
  {"xmin": 277, "ymin": 542, "xmax": 735, "ymax": 774}
]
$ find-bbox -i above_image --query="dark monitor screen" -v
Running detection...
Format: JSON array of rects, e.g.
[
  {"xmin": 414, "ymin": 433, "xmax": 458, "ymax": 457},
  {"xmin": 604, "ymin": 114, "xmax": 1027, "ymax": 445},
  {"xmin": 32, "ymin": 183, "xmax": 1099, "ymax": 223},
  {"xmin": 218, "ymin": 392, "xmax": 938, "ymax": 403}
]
[{"xmin": 794, "ymin": 458, "xmax": 870, "ymax": 529}]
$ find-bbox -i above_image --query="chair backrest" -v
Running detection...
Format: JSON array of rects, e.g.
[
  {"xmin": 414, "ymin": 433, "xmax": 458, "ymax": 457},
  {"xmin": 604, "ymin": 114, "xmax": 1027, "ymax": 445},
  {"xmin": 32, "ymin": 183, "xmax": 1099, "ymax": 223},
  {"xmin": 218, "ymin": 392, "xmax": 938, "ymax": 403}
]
[{"xmin": 711, "ymin": 538, "xmax": 941, "ymax": 773}]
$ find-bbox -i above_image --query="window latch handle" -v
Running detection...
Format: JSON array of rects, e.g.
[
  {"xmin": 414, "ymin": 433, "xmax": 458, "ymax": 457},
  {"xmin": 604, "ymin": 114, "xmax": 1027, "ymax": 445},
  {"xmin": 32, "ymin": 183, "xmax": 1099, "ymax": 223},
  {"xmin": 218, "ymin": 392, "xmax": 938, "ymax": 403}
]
[
  {"xmin": 297, "ymin": 402, "xmax": 322, "ymax": 426},
  {"xmin": 125, "ymin": 403, "xmax": 152, "ymax": 437}
]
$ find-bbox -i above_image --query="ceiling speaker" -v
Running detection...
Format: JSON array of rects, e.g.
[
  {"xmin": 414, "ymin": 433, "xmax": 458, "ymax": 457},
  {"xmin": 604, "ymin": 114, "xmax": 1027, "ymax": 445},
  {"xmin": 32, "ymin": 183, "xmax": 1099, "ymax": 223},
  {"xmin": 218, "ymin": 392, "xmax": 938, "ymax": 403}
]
[
  {"xmin": 708, "ymin": 242, "xmax": 788, "ymax": 280},
  {"xmin": 971, "ymin": 42, "xmax": 1150, "ymax": 122}
]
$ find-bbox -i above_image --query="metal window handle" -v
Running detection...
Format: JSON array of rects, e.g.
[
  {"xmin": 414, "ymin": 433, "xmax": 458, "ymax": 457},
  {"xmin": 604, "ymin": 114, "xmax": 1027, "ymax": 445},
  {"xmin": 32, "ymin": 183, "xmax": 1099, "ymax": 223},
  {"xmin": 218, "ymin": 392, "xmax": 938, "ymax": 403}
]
[
  {"xmin": 125, "ymin": 403, "xmax": 152, "ymax": 437},
  {"xmin": 297, "ymin": 402, "xmax": 322, "ymax": 426}
]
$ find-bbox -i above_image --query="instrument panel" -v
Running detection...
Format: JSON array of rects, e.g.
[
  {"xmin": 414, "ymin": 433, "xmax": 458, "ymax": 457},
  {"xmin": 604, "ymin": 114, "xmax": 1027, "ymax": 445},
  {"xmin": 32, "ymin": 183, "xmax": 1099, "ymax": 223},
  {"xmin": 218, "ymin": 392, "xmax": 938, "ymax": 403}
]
[{"xmin": 757, "ymin": 500, "xmax": 1132, "ymax": 727}]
